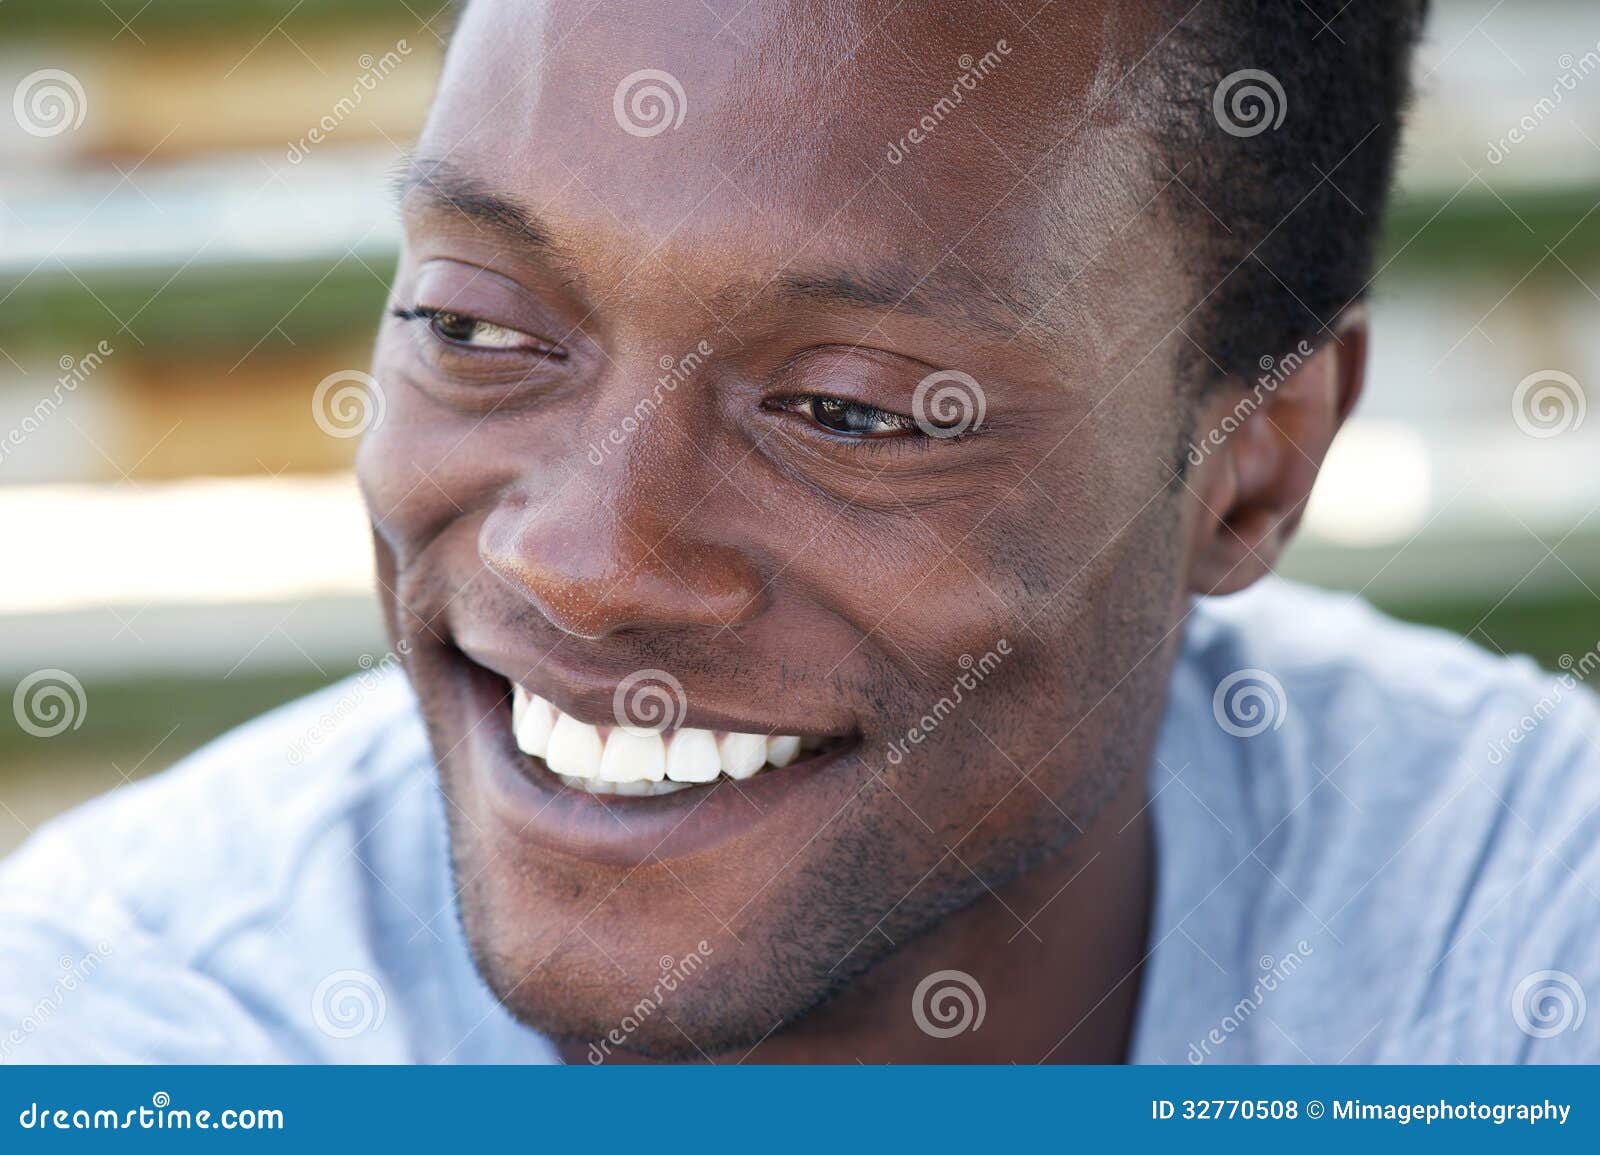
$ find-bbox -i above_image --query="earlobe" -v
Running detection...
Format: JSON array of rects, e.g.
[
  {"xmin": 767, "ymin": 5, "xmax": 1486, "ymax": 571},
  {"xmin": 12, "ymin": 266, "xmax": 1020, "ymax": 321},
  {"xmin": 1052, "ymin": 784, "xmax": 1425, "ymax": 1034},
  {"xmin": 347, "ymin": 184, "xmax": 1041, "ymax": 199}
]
[{"xmin": 1183, "ymin": 308, "xmax": 1368, "ymax": 597}]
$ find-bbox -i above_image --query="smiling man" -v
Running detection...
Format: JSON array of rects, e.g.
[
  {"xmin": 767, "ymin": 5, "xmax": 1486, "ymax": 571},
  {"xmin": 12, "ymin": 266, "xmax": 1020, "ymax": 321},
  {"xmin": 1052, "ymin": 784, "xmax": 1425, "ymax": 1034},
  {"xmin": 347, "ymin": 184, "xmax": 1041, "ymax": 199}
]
[{"xmin": 6, "ymin": 0, "xmax": 1600, "ymax": 1065}]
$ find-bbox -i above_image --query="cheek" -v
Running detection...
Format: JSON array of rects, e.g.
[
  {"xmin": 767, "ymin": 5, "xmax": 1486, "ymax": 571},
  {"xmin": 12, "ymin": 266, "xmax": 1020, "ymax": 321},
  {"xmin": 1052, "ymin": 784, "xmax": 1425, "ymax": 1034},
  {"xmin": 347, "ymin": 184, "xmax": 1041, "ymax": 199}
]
[
  {"xmin": 355, "ymin": 375, "xmax": 516, "ymax": 571},
  {"xmin": 818, "ymin": 429, "xmax": 1141, "ymax": 692},
  {"xmin": 865, "ymin": 420, "xmax": 1186, "ymax": 789}
]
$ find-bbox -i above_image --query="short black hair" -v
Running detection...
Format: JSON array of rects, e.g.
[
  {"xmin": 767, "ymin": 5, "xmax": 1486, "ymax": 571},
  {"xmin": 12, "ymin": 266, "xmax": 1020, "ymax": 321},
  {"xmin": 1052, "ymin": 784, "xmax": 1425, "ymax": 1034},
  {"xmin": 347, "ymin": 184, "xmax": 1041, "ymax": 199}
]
[{"xmin": 1149, "ymin": 0, "xmax": 1429, "ymax": 384}]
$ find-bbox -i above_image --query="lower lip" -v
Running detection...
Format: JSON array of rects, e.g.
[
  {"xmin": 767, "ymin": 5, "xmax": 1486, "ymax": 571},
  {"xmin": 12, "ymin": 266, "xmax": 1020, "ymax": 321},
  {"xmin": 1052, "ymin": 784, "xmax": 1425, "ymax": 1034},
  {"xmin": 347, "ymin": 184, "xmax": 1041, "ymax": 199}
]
[{"xmin": 453, "ymin": 654, "xmax": 861, "ymax": 868}]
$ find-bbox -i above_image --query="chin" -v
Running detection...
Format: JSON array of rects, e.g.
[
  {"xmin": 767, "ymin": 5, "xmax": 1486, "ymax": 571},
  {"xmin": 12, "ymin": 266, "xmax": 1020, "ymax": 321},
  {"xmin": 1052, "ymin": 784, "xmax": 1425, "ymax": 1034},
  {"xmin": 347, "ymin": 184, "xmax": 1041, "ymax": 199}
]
[
  {"xmin": 396, "ymin": 631, "xmax": 893, "ymax": 1054},
  {"xmin": 394, "ymin": 603, "xmax": 1130, "ymax": 1060}
]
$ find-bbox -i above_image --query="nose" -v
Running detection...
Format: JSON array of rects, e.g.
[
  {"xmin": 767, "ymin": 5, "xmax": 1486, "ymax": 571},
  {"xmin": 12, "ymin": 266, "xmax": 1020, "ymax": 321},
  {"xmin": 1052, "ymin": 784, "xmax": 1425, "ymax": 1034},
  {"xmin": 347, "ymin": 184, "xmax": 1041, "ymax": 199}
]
[{"xmin": 481, "ymin": 469, "xmax": 767, "ymax": 641}]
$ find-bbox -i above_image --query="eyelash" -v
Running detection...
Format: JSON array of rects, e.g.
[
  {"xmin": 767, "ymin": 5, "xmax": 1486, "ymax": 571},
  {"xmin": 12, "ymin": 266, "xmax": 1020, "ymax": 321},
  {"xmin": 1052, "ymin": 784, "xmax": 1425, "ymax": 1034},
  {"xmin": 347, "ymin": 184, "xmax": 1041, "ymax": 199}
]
[
  {"xmin": 391, "ymin": 305, "xmax": 564, "ymax": 358},
  {"xmin": 392, "ymin": 307, "xmax": 961, "ymax": 447},
  {"xmin": 776, "ymin": 395, "xmax": 926, "ymax": 441}
]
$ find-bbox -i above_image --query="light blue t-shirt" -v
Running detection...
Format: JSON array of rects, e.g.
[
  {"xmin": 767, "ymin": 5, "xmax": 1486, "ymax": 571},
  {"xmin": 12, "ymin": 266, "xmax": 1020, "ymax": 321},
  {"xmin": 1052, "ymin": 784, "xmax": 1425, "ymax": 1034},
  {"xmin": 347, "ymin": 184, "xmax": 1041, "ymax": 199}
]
[{"xmin": 4, "ymin": 579, "xmax": 1599, "ymax": 1063}]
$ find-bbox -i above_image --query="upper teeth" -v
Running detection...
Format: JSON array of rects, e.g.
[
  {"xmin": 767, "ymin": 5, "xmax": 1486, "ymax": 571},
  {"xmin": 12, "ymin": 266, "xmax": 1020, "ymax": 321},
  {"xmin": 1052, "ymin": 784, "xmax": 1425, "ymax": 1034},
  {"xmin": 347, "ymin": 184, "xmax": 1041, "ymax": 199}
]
[{"xmin": 512, "ymin": 685, "xmax": 814, "ymax": 797}]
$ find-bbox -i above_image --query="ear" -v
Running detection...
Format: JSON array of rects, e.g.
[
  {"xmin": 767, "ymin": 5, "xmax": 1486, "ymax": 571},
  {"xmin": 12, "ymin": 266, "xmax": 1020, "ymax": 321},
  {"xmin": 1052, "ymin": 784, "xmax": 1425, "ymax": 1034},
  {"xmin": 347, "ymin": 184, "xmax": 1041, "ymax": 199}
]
[{"xmin": 1183, "ymin": 308, "xmax": 1368, "ymax": 596}]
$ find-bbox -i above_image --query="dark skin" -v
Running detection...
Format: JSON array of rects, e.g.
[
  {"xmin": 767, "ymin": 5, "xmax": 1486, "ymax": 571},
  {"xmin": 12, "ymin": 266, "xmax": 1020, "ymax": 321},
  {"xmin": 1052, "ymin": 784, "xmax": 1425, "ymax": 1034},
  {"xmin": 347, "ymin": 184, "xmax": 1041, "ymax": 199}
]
[{"xmin": 356, "ymin": 0, "xmax": 1366, "ymax": 1063}]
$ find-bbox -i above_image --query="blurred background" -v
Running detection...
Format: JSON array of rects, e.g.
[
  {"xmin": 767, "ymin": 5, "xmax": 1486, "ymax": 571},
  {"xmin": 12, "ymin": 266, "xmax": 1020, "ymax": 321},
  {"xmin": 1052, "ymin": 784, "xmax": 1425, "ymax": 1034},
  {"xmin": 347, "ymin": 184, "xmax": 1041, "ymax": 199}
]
[{"xmin": 2, "ymin": 0, "xmax": 1598, "ymax": 853}]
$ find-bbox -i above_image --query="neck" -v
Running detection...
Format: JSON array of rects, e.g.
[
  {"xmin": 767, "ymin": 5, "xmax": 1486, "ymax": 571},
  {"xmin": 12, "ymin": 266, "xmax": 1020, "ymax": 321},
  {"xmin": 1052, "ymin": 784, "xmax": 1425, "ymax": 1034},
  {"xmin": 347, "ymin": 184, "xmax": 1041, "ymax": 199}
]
[{"xmin": 563, "ymin": 773, "xmax": 1153, "ymax": 1064}]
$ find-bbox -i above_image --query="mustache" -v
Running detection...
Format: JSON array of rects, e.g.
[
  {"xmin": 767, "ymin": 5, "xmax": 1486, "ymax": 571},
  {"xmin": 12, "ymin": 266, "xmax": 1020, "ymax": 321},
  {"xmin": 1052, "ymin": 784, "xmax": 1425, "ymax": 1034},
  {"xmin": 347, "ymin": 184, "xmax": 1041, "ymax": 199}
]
[{"xmin": 398, "ymin": 560, "xmax": 895, "ymax": 706}]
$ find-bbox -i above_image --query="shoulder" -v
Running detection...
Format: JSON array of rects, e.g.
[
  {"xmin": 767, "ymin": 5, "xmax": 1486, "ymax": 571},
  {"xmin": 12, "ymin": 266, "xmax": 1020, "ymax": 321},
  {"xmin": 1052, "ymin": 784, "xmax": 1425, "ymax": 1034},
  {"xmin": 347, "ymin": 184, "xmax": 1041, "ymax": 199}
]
[
  {"xmin": 1174, "ymin": 579, "xmax": 1600, "ymax": 828},
  {"xmin": 0, "ymin": 668, "xmax": 438, "ymax": 1062},
  {"xmin": 1171, "ymin": 577, "xmax": 1598, "ymax": 798},
  {"xmin": 1154, "ymin": 579, "xmax": 1600, "ymax": 1061},
  {"xmin": 0, "ymin": 667, "xmax": 429, "ymax": 942}
]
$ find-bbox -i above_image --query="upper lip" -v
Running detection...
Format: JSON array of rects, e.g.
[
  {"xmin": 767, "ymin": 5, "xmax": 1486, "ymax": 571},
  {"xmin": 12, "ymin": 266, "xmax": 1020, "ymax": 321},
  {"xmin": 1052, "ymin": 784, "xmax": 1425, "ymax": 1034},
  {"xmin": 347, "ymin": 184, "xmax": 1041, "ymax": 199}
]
[{"xmin": 455, "ymin": 633, "xmax": 858, "ymax": 740}]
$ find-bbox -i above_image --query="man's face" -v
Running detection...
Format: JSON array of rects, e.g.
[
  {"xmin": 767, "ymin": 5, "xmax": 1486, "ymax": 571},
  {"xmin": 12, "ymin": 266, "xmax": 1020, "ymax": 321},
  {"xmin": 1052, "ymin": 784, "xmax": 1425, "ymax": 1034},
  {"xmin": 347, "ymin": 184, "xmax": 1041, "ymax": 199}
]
[{"xmin": 359, "ymin": 0, "xmax": 1201, "ymax": 1054}]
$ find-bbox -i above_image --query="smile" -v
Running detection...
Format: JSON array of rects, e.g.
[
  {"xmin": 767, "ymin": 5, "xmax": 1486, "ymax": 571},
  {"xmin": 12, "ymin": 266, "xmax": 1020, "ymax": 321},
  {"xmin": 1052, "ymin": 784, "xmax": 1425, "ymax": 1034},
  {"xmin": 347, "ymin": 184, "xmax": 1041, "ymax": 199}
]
[
  {"xmin": 447, "ymin": 641, "xmax": 866, "ymax": 864},
  {"xmin": 511, "ymin": 685, "xmax": 837, "ymax": 797}
]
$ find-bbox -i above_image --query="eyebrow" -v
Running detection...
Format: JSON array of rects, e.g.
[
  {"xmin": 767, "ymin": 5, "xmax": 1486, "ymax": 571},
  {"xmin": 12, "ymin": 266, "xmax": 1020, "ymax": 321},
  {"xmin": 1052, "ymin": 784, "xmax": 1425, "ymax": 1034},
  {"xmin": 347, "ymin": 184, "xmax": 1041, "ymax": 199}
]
[
  {"xmin": 395, "ymin": 154, "xmax": 1050, "ymax": 348},
  {"xmin": 393, "ymin": 153, "xmax": 569, "ymax": 259},
  {"xmin": 775, "ymin": 265, "xmax": 1042, "ymax": 342}
]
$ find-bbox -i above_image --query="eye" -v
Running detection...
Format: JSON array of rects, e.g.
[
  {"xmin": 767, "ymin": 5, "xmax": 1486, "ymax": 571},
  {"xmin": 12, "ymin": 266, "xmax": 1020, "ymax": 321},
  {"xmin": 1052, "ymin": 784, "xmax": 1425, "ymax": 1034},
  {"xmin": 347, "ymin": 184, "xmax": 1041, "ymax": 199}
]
[
  {"xmin": 792, "ymin": 395, "xmax": 918, "ymax": 438},
  {"xmin": 392, "ymin": 306, "xmax": 561, "ymax": 356}
]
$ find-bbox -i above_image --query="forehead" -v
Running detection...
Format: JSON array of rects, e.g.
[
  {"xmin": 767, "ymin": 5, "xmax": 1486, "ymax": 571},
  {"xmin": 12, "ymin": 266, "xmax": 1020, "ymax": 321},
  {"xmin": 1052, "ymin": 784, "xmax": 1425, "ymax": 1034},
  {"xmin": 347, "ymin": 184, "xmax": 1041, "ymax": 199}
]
[{"xmin": 421, "ymin": 0, "xmax": 1167, "ymax": 335}]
